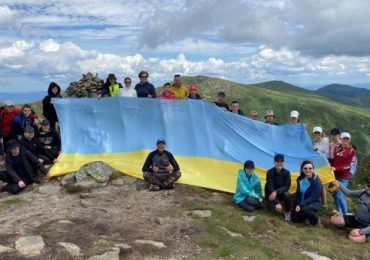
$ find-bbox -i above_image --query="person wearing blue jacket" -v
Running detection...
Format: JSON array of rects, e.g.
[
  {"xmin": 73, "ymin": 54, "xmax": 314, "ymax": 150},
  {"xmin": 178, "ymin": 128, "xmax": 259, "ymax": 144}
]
[
  {"xmin": 291, "ymin": 160, "xmax": 323, "ymax": 226},
  {"xmin": 233, "ymin": 160, "xmax": 264, "ymax": 212}
]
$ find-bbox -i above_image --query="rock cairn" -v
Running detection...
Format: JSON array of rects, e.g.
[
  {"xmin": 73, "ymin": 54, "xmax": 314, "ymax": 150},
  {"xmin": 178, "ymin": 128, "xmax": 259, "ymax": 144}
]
[{"xmin": 65, "ymin": 72, "xmax": 104, "ymax": 97}]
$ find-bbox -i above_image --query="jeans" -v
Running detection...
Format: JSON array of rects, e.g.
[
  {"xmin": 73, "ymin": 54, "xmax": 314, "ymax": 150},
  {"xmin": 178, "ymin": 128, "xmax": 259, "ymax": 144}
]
[
  {"xmin": 237, "ymin": 196, "xmax": 263, "ymax": 212},
  {"xmin": 334, "ymin": 178, "xmax": 349, "ymax": 214}
]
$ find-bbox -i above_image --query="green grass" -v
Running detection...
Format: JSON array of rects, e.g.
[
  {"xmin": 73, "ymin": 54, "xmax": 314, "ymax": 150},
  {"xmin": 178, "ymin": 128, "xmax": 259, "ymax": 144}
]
[
  {"xmin": 0, "ymin": 197, "xmax": 25, "ymax": 210},
  {"xmin": 176, "ymin": 184, "xmax": 370, "ymax": 259}
]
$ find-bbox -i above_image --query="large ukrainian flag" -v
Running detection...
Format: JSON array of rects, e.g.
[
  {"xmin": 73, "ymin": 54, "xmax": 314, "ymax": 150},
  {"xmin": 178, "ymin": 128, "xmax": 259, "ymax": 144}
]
[{"xmin": 49, "ymin": 97, "xmax": 333, "ymax": 193}]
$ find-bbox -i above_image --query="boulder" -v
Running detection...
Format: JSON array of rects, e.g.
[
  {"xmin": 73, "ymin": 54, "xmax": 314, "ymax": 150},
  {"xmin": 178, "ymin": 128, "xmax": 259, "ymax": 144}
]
[
  {"xmin": 58, "ymin": 242, "xmax": 81, "ymax": 256},
  {"xmin": 15, "ymin": 236, "xmax": 45, "ymax": 256},
  {"xmin": 75, "ymin": 161, "xmax": 114, "ymax": 188},
  {"xmin": 192, "ymin": 210, "xmax": 212, "ymax": 218},
  {"xmin": 87, "ymin": 251, "xmax": 119, "ymax": 260},
  {"xmin": 134, "ymin": 240, "xmax": 166, "ymax": 249},
  {"xmin": 65, "ymin": 73, "xmax": 103, "ymax": 98},
  {"xmin": 60, "ymin": 173, "xmax": 76, "ymax": 187},
  {"xmin": 0, "ymin": 245, "xmax": 14, "ymax": 254}
]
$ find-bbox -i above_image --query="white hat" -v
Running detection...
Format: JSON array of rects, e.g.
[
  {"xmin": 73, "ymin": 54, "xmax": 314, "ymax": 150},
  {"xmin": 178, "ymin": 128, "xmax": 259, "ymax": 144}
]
[
  {"xmin": 4, "ymin": 100, "xmax": 14, "ymax": 106},
  {"xmin": 340, "ymin": 132, "xmax": 351, "ymax": 139},
  {"xmin": 290, "ymin": 110, "xmax": 299, "ymax": 118},
  {"xmin": 313, "ymin": 126, "xmax": 323, "ymax": 133}
]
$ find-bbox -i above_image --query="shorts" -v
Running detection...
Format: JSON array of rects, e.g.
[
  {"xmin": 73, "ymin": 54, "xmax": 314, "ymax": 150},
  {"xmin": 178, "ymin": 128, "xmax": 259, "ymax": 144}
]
[{"xmin": 344, "ymin": 215, "xmax": 369, "ymax": 237}]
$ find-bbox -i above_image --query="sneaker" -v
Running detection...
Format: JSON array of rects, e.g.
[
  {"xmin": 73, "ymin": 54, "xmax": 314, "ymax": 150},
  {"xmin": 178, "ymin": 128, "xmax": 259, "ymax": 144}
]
[
  {"xmin": 149, "ymin": 184, "xmax": 160, "ymax": 192},
  {"xmin": 284, "ymin": 211, "xmax": 291, "ymax": 221}
]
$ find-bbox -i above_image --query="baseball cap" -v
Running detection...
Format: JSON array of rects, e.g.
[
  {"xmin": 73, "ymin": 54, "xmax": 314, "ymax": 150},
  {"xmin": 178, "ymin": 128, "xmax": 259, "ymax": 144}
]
[
  {"xmin": 313, "ymin": 126, "xmax": 323, "ymax": 133},
  {"xmin": 108, "ymin": 73, "xmax": 116, "ymax": 79},
  {"xmin": 274, "ymin": 154, "xmax": 284, "ymax": 162},
  {"xmin": 24, "ymin": 126, "xmax": 34, "ymax": 133},
  {"xmin": 244, "ymin": 160, "xmax": 255, "ymax": 169},
  {"xmin": 156, "ymin": 138, "xmax": 166, "ymax": 145},
  {"xmin": 340, "ymin": 132, "xmax": 351, "ymax": 139},
  {"xmin": 290, "ymin": 110, "xmax": 299, "ymax": 118},
  {"xmin": 4, "ymin": 100, "xmax": 14, "ymax": 106},
  {"xmin": 41, "ymin": 119, "xmax": 50, "ymax": 126}
]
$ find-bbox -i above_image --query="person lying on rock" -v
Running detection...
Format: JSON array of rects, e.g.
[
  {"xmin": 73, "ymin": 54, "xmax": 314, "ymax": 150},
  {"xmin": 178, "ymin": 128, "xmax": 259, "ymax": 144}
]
[
  {"xmin": 142, "ymin": 138, "xmax": 181, "ymax": 191},
  {"xmin": 330, "ymin": 177, "xmax": 370, "ymax": 243},
  {"xmin": 0, "ymin": 140, "xmax": 47, "ymax": 194}
]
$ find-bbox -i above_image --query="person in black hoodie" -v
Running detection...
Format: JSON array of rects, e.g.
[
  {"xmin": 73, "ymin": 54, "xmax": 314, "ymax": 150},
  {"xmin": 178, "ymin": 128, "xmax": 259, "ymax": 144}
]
[
  {"xmin": 0, "ymin": 140, "xmax": 47, "ymax": 194},
  {"xmin": 37, "ymin": 119, "xmax": 61, "ymax": 158},
  {"xmin": 42, "ymin": 82, "xmax": 62, "ymax": 129},
  {"xmin": 291, "ymin": 160, "xmax": 323, "ymax": 226},
  {"xmin": 19, "ymin": 126, "xmax": 56, "ymax": 165},
  {"xmin": 142, "ymin": 138, "xmax": 181, "ymax": 191},
  {"xmin": 265, "ymin": 154, "xmax": 292, "ymax": 220}
]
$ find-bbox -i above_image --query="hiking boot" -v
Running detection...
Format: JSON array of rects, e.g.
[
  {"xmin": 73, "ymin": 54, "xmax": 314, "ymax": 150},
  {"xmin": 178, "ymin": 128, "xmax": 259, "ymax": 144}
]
[
  {"xmin": 149, "ymin": 184, "xmax": 160, "ymax": 192},
  {"xmin": 284, "ymin": 211, "xmax": 291, "ymax": 221}
]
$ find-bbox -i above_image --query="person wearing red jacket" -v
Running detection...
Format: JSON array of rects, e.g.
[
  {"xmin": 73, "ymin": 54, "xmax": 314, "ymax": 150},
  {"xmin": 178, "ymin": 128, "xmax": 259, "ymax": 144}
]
[
  {"xmin": 330, "ymin": 132, "xmax": 357, "ymax": 215},
  {"xmin": 0, "ymin": 101, "xmax": 21, "ymax": 154}
]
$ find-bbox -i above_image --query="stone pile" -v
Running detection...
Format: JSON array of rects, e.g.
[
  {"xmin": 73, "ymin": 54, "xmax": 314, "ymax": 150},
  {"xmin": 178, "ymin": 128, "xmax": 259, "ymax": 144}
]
[{"xmin": 65, "ymin": 72, "xmax": 104, "ymax": 97}]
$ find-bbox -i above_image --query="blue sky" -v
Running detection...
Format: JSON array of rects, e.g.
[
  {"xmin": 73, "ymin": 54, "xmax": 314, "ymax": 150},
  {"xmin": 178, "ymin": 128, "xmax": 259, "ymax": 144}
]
[{"xmin": 0, "ymin": 0, "xmax": 370, "ymax": 92}]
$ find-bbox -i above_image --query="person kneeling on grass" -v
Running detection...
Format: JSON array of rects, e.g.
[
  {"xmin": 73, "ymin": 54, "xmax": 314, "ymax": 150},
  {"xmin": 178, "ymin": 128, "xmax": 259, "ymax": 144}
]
[
  {"xmin": 0, "ymin": 140, "xmax": 47, "ymax": 194},
  {"xmin": 233, "ymin": 160, "xmax": 264, "ymax": 212},
  {"xmin": 142, "ymin": 138, "xmax": 181, "ymax": 191},
  {"xmin": 291, "ymin": 160, "xmax": 322, "ymax": 226},
  {"xmin": 330, "ymin": 177, "xmax": 370, "ymax": 243}
]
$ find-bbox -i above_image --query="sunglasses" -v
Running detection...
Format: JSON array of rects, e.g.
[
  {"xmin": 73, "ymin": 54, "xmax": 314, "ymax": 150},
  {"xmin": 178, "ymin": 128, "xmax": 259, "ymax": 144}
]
[{"xmin": 303, "ymin": 167, "xmax": 313, "ymax": 170}]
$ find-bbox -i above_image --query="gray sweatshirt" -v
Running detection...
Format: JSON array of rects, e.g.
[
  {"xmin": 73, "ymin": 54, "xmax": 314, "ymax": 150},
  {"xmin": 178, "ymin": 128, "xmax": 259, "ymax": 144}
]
[{"xmin": 339, "ymin": 184, "xmax": 370, "ymax": 235}]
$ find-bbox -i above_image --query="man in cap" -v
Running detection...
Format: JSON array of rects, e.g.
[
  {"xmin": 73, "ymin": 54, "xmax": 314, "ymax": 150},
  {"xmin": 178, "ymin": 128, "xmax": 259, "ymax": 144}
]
[
  {"xmin": 289, "ymin": 110, "xmax": 300, "ymax": 125},
  {"xmin": 330, "ymin": 132, "xmax": 357, "ymax": 215},
  {"xmin": 171, "ymin": 74, "xmax": 189, "ymax": 99},
  {"xmin": 19, "ymin": 126, "xmax": 56, "ymax": 165},
  {"xmin": 249, "ymin": 111, "xmax": 258, "ymax": 120},
  {"xmin": 214, "ymin": 91, "xmax": 229, "ymax": 111},
  {"xmin": 264, "ymin": 110, "xmax": 279, "ymax": 125},
  {"xmin": 0, "ymin": 140, "xmax": 47, "ymax": 194},
  {"xmin": 142, "ymin": 139, "xmax": 181, "ymax": 191},
  {"xmin": 330, "ymin": 177, "xmax": 370, "ymax": 243},
  {"xmin": 38, "ymin": 119, "xmax": 61, "ymax": 158},
  {"xmin": 100, "ymin": 73, "xmax": 123, "ymax": 97},
  {"xmin": 265, "ymin": 154, "xmax": 292, "ymax": 220}
]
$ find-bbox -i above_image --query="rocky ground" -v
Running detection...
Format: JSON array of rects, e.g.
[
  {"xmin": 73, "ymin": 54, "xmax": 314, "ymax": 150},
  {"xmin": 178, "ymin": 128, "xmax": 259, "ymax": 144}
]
[{"xmin": 0, "ymin": 162, "xmax": 216, "ymax": 259}]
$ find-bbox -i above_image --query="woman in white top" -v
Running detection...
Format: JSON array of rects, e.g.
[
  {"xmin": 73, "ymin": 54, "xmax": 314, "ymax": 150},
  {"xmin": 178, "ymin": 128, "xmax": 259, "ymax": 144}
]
[
  {"xmin": 312, "ymin": 126, "xmax": 329, "ymax": 158},
  {"xmin": 118, "ymin": 77, "xmax": 137, "ymax": 97},
  {"xmin": 312, "ymin": 126, "xmax": 330, "ymax": 209}
]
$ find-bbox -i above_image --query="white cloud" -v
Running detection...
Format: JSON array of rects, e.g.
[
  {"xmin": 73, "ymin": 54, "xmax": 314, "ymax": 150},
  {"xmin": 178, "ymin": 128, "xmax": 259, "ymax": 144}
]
[
  {"xmin": 0, "ymin": 40, "xmax": 34, "ymax": 59},
  {"xmin": 0, "ymin": 5, "xmax": 16, "ymax": 25},
  {"xmin": 39, "ymin": 39, "xmax": 60, "ymax": 52}
]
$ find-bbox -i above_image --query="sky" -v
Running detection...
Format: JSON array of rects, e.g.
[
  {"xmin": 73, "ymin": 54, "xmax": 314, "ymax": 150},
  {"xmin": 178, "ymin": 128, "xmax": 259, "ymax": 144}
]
[{"xmin": 1, "ymin": 0, "xmax": 370, "ymax": 92}]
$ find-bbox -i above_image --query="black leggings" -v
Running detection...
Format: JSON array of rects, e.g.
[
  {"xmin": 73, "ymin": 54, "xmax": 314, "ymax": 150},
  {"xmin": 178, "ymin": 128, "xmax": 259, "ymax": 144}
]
[
  {"xmin": 291, "ymin": 205, "xmax": 319, "ymax": 225},
  {"xmin": 237, "ymin": 196, "xmax": 263, "ymax": 212}
]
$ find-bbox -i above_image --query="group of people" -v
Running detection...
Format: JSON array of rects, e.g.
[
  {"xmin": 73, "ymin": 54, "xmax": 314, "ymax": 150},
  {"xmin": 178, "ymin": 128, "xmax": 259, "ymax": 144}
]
[
  {"xmin": 0, "ymin": 72, "xmax": 368, "ymax": 243},
  {"xmin": 0, "ymin": 82, "xmax": 62, "ymax": 194},
  {"xmin": 233, "ymin": 154, "xmax": 370, "ymax": 243}
]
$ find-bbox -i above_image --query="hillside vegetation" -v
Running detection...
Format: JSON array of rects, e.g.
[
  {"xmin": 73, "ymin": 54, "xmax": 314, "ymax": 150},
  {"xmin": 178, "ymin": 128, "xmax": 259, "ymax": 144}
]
[
  {"xmin": 316, "ymin": 84, "xmax": 370, "ymax": 108},
  {"xmin": 182, "ymin": 76, "xmax": 370, "ymax": 156}
]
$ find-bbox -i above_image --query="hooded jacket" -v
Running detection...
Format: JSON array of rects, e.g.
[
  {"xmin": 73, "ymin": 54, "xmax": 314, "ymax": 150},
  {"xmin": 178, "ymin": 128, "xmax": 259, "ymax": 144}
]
[
  {"xmin": 42, "ymin": 82, "xmax": 62, "ymax": 125},
  {"xmin": 19, "ymin": 136, "xmax": 55, "ymax": 161}
]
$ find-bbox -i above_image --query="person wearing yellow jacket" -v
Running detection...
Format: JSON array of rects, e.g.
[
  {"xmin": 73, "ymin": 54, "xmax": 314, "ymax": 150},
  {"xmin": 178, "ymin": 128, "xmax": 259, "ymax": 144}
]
[{"xmin": 171, "ymin": 74, "xmax": 189, "ymax": 99}]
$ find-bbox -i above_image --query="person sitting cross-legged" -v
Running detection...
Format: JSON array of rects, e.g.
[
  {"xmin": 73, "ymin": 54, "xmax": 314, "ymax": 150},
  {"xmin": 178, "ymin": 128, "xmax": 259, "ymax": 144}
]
[
  {"xmin": 233, "ymin": 160, "xmax": 264, "ymax": 212},
  {"xmin": 0, "ymin": 140, "xmax": 47, "ymax": 194},
  {"xmin": 142, "ymin": 139, "xmax": 181, "ymax": 191}
]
